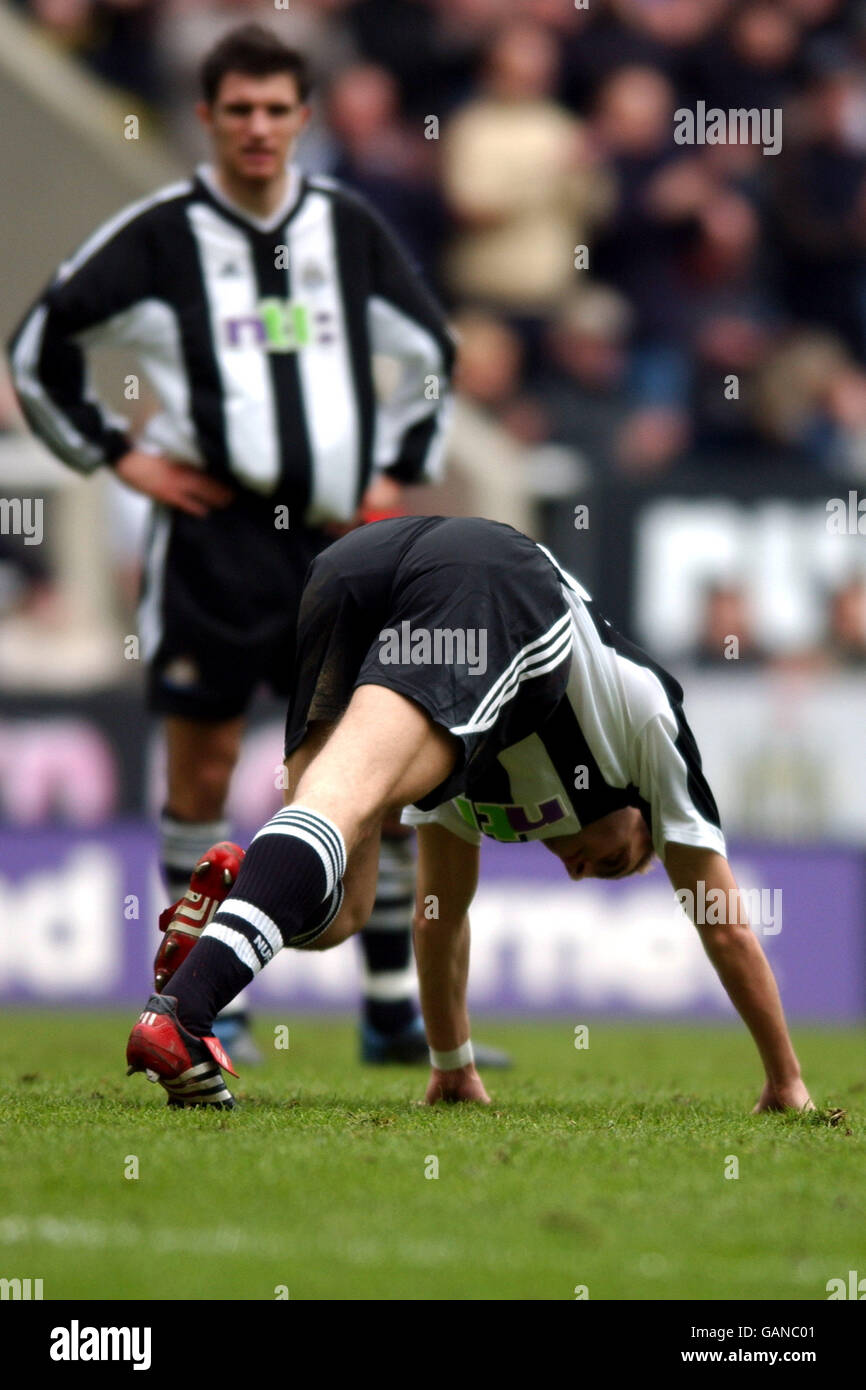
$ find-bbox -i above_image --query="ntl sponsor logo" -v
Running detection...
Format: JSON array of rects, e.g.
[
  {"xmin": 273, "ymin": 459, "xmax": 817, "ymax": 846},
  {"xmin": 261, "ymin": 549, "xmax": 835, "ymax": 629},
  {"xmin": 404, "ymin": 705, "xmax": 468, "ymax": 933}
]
[
  {"xmin": 0, "ymin": 497, "xmax": 43, "ymax": 545},
  {"xmin": 378, "ymin": 622, "xmax": 488, "ymax": 676},
  {"xmin": 50, "ymin": 1322, "xmax": 152, "ymax": 1371},
  {"xmin": 223, "ymin": 299, "xmax": 335, "ymax": 351},
  {"xmin": 0, "ymin": 1276, "xmax": 43, "ymax": 1299},
  {"xmin": 456, "ymin": 794, "xmax": 568, "ymax": 842},
  {"xmin": 674, "ymin": 102, "xmax": 782, "ymax": 156},
  {"xmin": 674, "ymin": 880, "xmax": 782, "ymax": 934},
  {"xmin": 826, "ymin": 1270, "xmax": 866, "ymax": 1299}
]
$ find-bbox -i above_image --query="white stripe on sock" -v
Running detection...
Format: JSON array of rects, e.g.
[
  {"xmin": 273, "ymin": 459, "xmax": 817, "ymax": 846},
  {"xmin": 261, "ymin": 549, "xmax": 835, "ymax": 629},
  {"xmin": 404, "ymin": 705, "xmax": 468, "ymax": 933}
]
[
  {"xmin": 251, "ymin": 822, "xmax": 344, "ymax": 896},
  {"xmin": 268, "ymin": 806, "xmax": 347, "ymax": 877},
  {"xmin": 365, "ymin": 905, "xmax": 413, "ymax": 930},
  {"xmin": 205, "ymin": 923, "xmax": 262, "ymax": 975},
  {"xmin": 215, "ymin": 899, "xmax": 283, "ymax": 959},
  {"xmin": 361, "ymin": 966, "xmax": 417, "ymax": 1001}
]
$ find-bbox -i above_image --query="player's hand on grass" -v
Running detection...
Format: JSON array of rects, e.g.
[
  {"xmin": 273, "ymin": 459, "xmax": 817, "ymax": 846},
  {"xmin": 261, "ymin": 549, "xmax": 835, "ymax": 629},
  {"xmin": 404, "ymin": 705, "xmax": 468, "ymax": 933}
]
[
  {"xmin": 115, "ymin": 450, "xmax": 234, "ymax": 517},
  {"xmin": 752, "ymin": 1077, "xmax": 815, "ymax": 1114},
  {"xmin": 425, "ymin": 1065, "xmax": 490, "ymax": 1106}
]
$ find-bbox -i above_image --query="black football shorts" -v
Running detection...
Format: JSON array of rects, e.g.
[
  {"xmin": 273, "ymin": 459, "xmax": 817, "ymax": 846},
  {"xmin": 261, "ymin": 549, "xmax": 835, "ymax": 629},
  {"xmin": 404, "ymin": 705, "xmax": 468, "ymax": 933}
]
[
  {"xmin": 283, "ymin": 516, "xmax": 573, "ymax": 809},
  {"xmin": 140, "ymin": 494, "xmax": 329, "ymax": 720}
]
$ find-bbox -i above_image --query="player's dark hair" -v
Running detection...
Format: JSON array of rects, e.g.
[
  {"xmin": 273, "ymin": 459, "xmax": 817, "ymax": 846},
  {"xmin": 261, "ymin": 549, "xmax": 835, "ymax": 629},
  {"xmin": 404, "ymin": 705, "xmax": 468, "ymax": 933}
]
[{"xmin": 201, "ymin": 24, "xmax": 312, "ymax": 105}]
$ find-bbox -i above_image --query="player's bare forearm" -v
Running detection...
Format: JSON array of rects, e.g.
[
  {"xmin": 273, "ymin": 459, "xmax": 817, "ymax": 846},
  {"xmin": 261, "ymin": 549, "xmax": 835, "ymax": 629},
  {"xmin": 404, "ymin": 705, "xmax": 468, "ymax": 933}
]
[
  {"xmin": 699, "ymin": 924, "xmax": 801, "ymax": 1079},
  {"xmin": 413, "ymin": 911, "xmax": 471, "ymax": 1054},
  {"xmin": 413, "ymin": 824, "xmax": 488, "ymax": 1103},
  {"xmin": 415, "ymin": 915, "xmax": 489, "ymax": 1104},
  {"xmin": 665, "ymin": 844, "xmax": 813, "ymax": 1111}
]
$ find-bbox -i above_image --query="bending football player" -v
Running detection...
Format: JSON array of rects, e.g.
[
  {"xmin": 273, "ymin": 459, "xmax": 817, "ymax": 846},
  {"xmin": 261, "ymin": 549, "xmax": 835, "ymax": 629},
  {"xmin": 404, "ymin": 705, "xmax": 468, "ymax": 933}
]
[{"xmin": 127, "ymin": 516, "xmax": 814, "ymax": 1114}]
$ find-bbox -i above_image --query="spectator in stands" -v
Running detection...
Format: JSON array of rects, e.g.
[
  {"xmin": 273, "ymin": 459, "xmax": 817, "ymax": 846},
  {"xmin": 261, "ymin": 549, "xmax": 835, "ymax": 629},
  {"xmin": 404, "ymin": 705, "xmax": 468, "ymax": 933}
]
[
  {"xmin": 344, "ymin": 0, "xmax": 462, "ymax": 117},
  {"xmin": 326, "ymin": 63, "xmax": 447, "ymax": 285},
  {"xmin": 688, "ymin": 0, "xmax": 801, "ymax": 114},
  {"xmin": 771, "ymin": 60, "xmax": 866, "ymax": 360},
  {"xmin": 691, "ymin": 582, "xmax": 767, "ymax": 668},
  {"xmin": 562, "ymin": 0, "xmax": 727, "ymax": 110},
  {"xmin": 687, "ymin": 190, "xmax": 779, "ymax": 459},
  {"xmin": 824, "ymin": 577, "xmax": 866, "ymax": 666},
  {"xmin": 752, "ymin": 329, "xmax": 866, "ymax": 471},
  {"xmin": 441, "ymin": 21, "xmax": 612, "ymax": 321},
  {"xmin": 407, "ymin": 309, "xmax": 539, "ymax": 534},
  {"xmin": 816, "ymin": 365, "xmax": 866, "ymax": 477},
  {"xmin": 529, "ymin": 285, "xmax": 632, "ymax": 476},
  {"xmin": 590, "ymin": 65, "xmax": 703, "ymax": 472},
  {"xmin": 23, "ymin": 0, "xmax": 163, "ymax": 101}
]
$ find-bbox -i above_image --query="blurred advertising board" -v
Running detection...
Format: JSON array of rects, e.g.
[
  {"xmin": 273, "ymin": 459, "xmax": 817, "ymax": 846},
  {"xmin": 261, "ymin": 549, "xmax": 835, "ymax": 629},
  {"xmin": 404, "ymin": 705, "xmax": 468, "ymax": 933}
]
[{"xmin": 0, "ymin": 824, "xmax": 862, "ymax": 1020}]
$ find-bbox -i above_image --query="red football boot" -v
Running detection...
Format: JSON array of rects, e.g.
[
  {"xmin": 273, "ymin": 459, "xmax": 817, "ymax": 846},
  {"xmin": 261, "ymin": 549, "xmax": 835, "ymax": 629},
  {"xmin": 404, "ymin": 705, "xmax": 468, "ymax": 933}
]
[
  {"xmin": 126, "ymin": 993, "xmax": 238, "ymax": 1108},
  {"xmin": 154, "ymin": 841, "xmax": 245, "ymax": 993}
]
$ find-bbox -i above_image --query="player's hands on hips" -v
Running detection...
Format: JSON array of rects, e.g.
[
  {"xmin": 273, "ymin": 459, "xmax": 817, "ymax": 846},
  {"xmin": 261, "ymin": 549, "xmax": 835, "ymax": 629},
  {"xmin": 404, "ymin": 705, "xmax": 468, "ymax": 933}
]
[
  {"xmin": 360, "ymin": 472, "xmax": 403, "ymax": 516},
  {"xmin": 752, "ymin": 1077, "xmax": 815, "ymax": 1113},
  {"xmin": 115, "ymin": 450, "xmax": 234, "ymax": 517},
  {"xmin": 319, "ymin": 475, "xmax": 405, "ymax": 539},
  {"xmin": 425, "ymin": 1064, "xmax": 490, "ymax": 1105}
]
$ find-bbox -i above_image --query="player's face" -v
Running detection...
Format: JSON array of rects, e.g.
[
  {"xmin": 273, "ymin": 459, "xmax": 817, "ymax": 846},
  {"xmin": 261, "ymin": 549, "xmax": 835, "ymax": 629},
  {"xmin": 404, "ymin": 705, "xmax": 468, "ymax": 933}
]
[
  {"xmin": 543, "ymin": 807, "xmax": 653, "ymax": 881},
  {"xmin": 198, "ymin": 72, "xmax": 309, "ymax": 186}
]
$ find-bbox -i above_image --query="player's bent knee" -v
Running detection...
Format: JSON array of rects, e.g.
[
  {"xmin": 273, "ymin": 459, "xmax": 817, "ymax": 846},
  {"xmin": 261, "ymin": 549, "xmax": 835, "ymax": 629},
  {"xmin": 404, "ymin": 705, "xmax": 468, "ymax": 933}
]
[{"xmin": 291, "ymin": 914, "xmax": 357, "ymax": 952}]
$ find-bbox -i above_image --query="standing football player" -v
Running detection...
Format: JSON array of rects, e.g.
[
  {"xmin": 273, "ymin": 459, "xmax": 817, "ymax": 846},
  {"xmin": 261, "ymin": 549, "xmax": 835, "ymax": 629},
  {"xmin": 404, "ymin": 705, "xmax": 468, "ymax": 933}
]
[{"xmin": 8, "ymin": 24, "xmax": 507, "ymax": 1068}]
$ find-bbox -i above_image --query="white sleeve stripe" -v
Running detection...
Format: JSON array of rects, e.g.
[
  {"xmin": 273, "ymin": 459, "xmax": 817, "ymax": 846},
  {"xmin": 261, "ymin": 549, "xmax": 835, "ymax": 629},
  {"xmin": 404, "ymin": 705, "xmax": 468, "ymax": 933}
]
[{"xmin": 9, "ymin": 304, "xmax": 103, "ymax": 470}]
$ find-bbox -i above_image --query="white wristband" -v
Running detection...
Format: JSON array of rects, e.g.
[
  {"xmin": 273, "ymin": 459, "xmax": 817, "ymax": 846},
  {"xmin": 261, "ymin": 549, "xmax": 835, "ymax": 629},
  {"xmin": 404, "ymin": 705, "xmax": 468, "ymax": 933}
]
[{"xmin": 429, "ymin": 1040, "xmax": 474, "ymax": 1070}]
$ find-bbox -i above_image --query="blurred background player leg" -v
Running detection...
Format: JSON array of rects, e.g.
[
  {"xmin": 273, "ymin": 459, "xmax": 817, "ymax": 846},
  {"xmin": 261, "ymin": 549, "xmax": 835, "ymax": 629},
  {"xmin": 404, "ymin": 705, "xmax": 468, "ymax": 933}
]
[
  {"xmin": 360, "ymin": 822, "xmax": 511, "ymax": 1067},
  {"xmin": 359, "ymin": 822, "xmax": 427, "ymax": 1062},
  {"xmin": 161, "ymin": 713, "xmax": 263, "ymax": 1065}
]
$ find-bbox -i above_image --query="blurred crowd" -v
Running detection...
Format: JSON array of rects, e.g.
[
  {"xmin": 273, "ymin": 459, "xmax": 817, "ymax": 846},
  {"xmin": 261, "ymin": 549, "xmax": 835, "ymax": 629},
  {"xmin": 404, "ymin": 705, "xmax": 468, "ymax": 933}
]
[
  {"xmin": 690, "ymin": 573, "xmax": 866, "ymax": 668},
  {"xmin": 13, "ymin": 0, "xmax": 866, "ymax": 485}
]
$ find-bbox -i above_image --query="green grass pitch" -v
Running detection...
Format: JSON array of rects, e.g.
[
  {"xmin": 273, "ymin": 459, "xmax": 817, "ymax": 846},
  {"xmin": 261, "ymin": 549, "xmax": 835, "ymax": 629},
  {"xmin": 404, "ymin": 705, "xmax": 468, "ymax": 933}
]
[{"xmin": 0, "ymin": 1012, "xmax": 862, "ymax": 1301}]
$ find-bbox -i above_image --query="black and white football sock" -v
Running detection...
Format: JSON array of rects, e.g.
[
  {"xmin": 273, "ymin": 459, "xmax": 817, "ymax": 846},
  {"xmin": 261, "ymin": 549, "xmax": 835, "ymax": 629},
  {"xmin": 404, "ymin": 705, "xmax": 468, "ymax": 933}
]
[
  {"xmin": 159, "ymin": 808, "xmax": 249, "ymax": 1024},
  {"xmin": 167, "ymin": 806, "xmax": 347, "ymax": 1037},
  {"xmin": 359, "ymin": 830, "xmax": 419, "ymax": 1036},
  {"xmin": 159, "ymin": 808, "xmax": 230, "ymax": 902}
]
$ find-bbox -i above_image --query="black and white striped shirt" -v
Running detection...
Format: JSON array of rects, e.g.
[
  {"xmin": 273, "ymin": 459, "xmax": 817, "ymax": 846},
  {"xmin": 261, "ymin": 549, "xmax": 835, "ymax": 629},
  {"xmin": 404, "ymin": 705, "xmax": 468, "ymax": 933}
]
[
  {"xmin": 8, "ymin": 165, "xmax": 455, "ymax": 526},
  {"xmin": 404, "ymin": 548, "xmax": 726, "ymax": 864}
]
